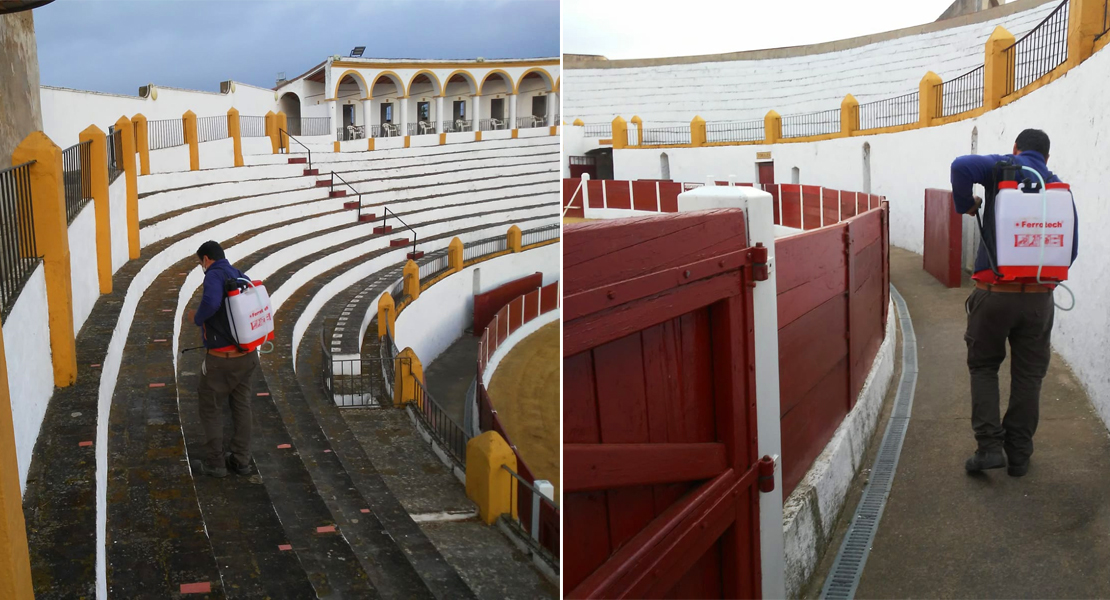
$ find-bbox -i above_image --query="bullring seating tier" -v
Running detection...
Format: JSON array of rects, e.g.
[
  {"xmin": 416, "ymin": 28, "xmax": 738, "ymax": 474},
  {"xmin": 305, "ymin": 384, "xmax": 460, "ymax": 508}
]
[{"xmin": 21, "ymin": 136, "xmax": 558, "ymax": 598}]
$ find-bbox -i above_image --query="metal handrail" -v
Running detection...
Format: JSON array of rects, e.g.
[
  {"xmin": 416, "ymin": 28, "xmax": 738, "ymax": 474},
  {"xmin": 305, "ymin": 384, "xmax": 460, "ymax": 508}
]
[
  {"xmin": 278, "ymin": 128, "xmax": 312, "ymax": 171},
  {"xmin": 381, "ymin": 206, "xmax": 417, "ymax": 255},
  {"xmin": 502, "ymin": 464, "xmax": 559, "ymax": 556},
  {"xmin": 329, "ymin": 171, "xmax": 363, "ymax": 218},
  {"xmin": 411, "ymin": 376, "xmax": 469, "ymax": 467}
]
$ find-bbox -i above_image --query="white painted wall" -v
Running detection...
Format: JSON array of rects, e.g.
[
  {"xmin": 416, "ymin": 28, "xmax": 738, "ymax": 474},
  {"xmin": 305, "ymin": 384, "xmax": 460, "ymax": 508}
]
[
  {"xmin": 3, "ymin": 265, "xmax": 52, "ymax": 494},
  {"xmin": 69, "ymin": 203, "xmax": 100, "ymax": 333},
  {"xmin": 609, "ymin": 44, "xmax": 1110, "ymax": 431},
  {"xmin": 197, "ymin": 138, "xmax": 235, "ymax": 170},
  {"xmin": 108, "ymin": 176, "xmax": 128, "ymax": 273},
  {"xmin": 562, "ymin": 2, "xmax": 1053, "ymax": 126},
  {"xmin": 395, "ymin": 243, "xmax": 560, "ymax": 367},
  {"xmin": 148, "ymin": 145, "xmax": 191, "ymax": 175}
]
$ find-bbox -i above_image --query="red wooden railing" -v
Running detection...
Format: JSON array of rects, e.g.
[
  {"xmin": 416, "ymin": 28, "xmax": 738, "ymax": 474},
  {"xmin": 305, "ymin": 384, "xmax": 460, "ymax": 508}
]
[
  {"xmin": 923, "ymin": 188, "xmax": 962, "ymax": 287},
  {"xmin": 476, "ymin": 280, "xmax": 560, "ymax": 556}
]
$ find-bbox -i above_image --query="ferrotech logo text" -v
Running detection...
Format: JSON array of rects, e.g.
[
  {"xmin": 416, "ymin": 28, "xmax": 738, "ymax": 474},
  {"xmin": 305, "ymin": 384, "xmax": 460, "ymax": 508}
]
[
  {"xmin": 1014, "ymin": 220, "xmax": 1064, "ymax": 229},
  {"xmin": 1015, "ymin": 234, "xmax": 1064, "ymax": 248}
]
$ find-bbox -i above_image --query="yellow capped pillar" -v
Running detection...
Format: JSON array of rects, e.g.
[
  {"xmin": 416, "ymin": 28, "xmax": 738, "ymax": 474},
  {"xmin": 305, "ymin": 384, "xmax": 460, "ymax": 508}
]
[
  {"xmin": 402, "ymin": 259, "xmax": 420, "ymax": 300},
  {"xmin": 448, "ymin": 237, "xmax": 464, "ymax": 272},
  {"xmin": 465, "ymin": 431, "xmax": 518, "ymax": 524},
  {"xmin": 377, "ymin": 293, "xmax": 396, "ymax": 339},
  {"xmin": 131, "ymin": 113, "xmax": 150, "ymax": 175},
  {"xmin": 764, "ymin": 110, "xmax": 782, "ymax": 145},
  {"xmin": 690, "ymin": 115, "xmax": 707, "ymax": 147},
  {"xmin": 227, "ymin": 107, "xmax": 244, "ymax": 167},
  {"xmin": 79, "ymin": 125, "xmax": 113, "ymax": 294},
  {"xmin": 0, "ymin": 326, "xmax": 34, "ymax": 600},
  {"xmin": 984, "ymin": 26, "xmax": 1016, "ymax": 109},
  {"xmin": 183, "ymin": 110, "xmax": 199, "ymax": 171},
  {"xmin": 276, "ymin": 112, "xmax": 288, "ymax": 153},
  {"xmin": 630, "ymin": 115, "xmax": 643, "ymax": 146},
  {"xmin": 12, "ymin": 131, "xmax": 78, "ymax": 386},
  {"xmin": 114, "ymin": 116, "xmax": 140, "ymax": 259},
  {"xmin": 611, "ymin": 116, "xmax": 627, "ymax": 150},
  {"xmin": 507, "ymin": 225, "xmax": 522, "ymax": 253},
  {"xmin": 393, "ymin": 347, "xmax": 424, "ymax": 407},
  {"xmin": 1068, "ymin": 0, "xmax": 1104, "ymax": 67},
  {"xmin": 572, "ymin": 118, "xmax": 584, "ymax": 126},
  {"xmin": 840, "ymin": 94, "xmax": 859, "ymax": 135},
  {"xmin": 919, "ymin": 72, "xmax": 943, "ymax": 126},
  {"xmin": 265, "ymin": 110, "xmax": 278, "ymax": 154}
]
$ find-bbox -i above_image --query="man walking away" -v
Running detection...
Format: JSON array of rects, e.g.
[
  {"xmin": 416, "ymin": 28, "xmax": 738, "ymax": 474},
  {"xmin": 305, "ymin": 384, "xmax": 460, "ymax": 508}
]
[
  {"xmin": 189, "ymin": 240, "xmax": 259, "ymax": 478},
  {"xmin": 950, "ymin": 129, "xmax": 1078, "ymax": 477}
]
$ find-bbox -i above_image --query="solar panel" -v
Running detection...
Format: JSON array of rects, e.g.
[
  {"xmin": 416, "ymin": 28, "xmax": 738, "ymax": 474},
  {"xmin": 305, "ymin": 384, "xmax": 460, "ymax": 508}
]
[{"xmin": 351, "ymin": 46, "xmax": 365, "ymax": 57}]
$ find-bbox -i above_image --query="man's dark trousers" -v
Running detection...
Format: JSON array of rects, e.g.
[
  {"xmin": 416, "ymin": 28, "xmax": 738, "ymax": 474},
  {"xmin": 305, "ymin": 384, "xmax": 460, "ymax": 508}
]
[
  {"xmin": 198, "ymin": 352, "xmax": 260, "ymax": 468},
  {"xmin": 965, "ymin": 287, "xmax": 1054, "ymax": 463}
]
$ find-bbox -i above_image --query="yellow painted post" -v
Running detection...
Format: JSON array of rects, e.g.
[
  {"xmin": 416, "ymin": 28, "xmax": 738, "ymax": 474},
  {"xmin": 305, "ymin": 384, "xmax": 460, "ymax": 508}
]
[
  {"xmin": 448, "ymin": 237, "xmax": 464, "ymax": 272},
  {"xmin": 439, "ymin": 132, "xmax": 447, "ymax": 145},
  {"xmin": 377, "ymin": 293, "xmax": 395, "ymax": 338},
  {"xmin": 572, "ymin": 118, "xmax": 585, "ymax": 126},
  {"xmin": 12, "ymin": 132, "xmax": 78, "ymax": 386},
  {"xmin": 404, "ymin": 135, "xmax": 411, "ymax": 149},
  {"xmin": 840, "ymin": 94, "xmax": 859, "ymax": 135},
  {"xmin": 1068, "ymin": 0, "xmax": 1104, "ymax": 67},
  {"xmin": 114, "ymin": 116, "xmax": 140, "ymax": 259},
  {"xmin": 465, "ymin": 431, "xmax": 518, "ymax": 524},
  {"xmin": 764, "ymin": 110, "xmax": 782, "ymax": 144},
  {"xmin": 393, "ymin": 347, "xmax": 424, "ymax": 407},
  {"xmin": 984, "ymin": 26, "xmax": 1016, "ymax": 108},
  {"xmin": 690, "ymin": 116, "xmax": 707, "ymax": 147},
  {"xmin": 80, "ymin": 125, "xmax": 113, "ymax": 294},
  {"xmin": 265, "ymin": 110, "xmax": 278, "ymax": 154},
  {"xmin": 549, "ymin": 125, "xmax": 557, "ymax": 136},
  {"xmin": 0, "ymin": 326, "xmax": 34, "ymax": 600},
  {"xmin": 919, "ymin": 72, "xmax": 943, "ymax": 126},
  {"xmin": 630, "ymin": 116, "xmax": 643, "ymax": 146},
  {"xmin": 611, "ymin": 116, "xmax": 628, "ymax": 150},
  {"xmin": 507, "ymin": 225, "xmax": 522, "ymax": 253},
  {"xmin": 227, "ymin": 107, "xmax": 244, "ymax": 167},
  {"xmin": 333, "ymin": 140, "xmax": 341, "ymax": 153},
  {"xmin": 182, "ymin": 110, "xmax": 199, "ymax": 171},
  {"xmin": 402, "ymin": 260, "xmax": 420, "ymax": 300},
  {"xmin": 277, "ymin": 112, "xmax": 288, "ymax": 153},
  {"xmin": 131, "ymin": 113, "xmax": 150, "ymax": 175},
  {"xmin": 368, "ymin": 137, "xmax": 375, "ymax": 152}
]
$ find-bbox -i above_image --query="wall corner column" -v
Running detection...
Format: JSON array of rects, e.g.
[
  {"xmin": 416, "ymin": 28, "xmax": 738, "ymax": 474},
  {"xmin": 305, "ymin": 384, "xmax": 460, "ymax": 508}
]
[
  {"xmin": 840, "ymin": 94, "xmax": 859, "ymax": 136},
  {"xmin": 377, "ymin": 293, "xmax": 396, "ymax": 338},
  {"xmin": 276, "ymin": 112, "xmax": 288, "ymax": 153},
  {"xmin": 265, "ymin": 110, "xmax": 278, "ymax": 154},
  {"xmin": 402, "ymin": 259, "xmax": 421, "ymax": 300},
  {"xmin": 690, "ymin": 116, "xmax": 706, "ymax": 147},
  {"xmin": 984, "ymin": 26, "xmax": 1016, "ymax": 109},
  {"xmin": 1068, "ymin": 0, "xmax": 1104, "ymax": 67},
  {"xmin": 114, "ymin": 116, "xmax": 140, "ymax": 259},
  {"xmin": 12, "ymin": 131, "xmax": 78, "ymax": 386},
  {"xmin": 764, "ymin": 110, "xmax": 782, "ymax": 145},
  {"xmin": 919, "ymin": 72, "xmax": 943, "ymax": 126},
  {"xmin": 131, "ymin": 113, "xmax": 150, "ymax": 175},
  {"xmin": 611, "ymin": 116, "xmax": 628, "ymax": 150},
  {"xmin": 507, "ymin": 225, "xmax": 522, "ymax": 253},
  {"xmin": 79, "ymin": 125, "xmax": 112, "ymax": 294},
  {"xmin": 183, "ymin": 110, "xmax": 199, "ymax": 171},
  {"xmin": 227, "ymin": 107, "xmax": 243, "ymax": 167},
  {"xmin": 448, "ymin": 237, "xmax": 463, "ymax": 272},
  {"xmin": 465, "ymin": 431, "xmax": 518, "ymax": 524}
]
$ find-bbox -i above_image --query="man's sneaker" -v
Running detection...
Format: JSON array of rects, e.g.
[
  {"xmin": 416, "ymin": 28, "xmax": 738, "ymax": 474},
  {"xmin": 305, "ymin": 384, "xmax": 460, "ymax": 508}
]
[
  {"xmin": 965, "ymin": 449, "xmax": 1006, "ymax": 472},
  {"xmin": 190, "ymin": 458, "xmax": 227, "ymax": 478},
  {"xmin": 225, "ymin": 453, "xmax": 252, "ymax": 476}
]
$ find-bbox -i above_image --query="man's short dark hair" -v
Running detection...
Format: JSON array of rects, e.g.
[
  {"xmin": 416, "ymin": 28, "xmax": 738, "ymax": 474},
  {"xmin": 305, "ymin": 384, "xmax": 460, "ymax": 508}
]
[
  {"xmin": 1015, "ymin": 129, "xmax": 1050, "ymax": 157},
  {"xmin": 197, "ymin": 241, "xmax": 225, "ymax": 262}
]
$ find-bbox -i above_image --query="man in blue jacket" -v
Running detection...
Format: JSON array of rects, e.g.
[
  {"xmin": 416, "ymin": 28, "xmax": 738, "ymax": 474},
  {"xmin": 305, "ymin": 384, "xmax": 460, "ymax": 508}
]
[
  {"xmin": 951, "ymin": 129, "xmax": 1076, "ymax": 477},
  {"xmin": 189, "ymin": 240, "xmax": 258, "ymax": 478}
]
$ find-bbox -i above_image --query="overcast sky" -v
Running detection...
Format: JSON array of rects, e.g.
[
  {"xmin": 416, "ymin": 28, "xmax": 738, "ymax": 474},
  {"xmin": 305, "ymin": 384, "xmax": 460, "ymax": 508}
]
[
  {"xmin": 563, "ymin": 0, "xmax": 979, "ymax": 59},
  {"xmin": 34, "ymin": 0, "xmax": 559, "ymax": 95}
]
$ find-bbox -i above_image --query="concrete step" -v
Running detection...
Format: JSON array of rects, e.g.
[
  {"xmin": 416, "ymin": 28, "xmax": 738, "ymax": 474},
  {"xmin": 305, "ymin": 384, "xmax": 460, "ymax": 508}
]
[
  {"xmin": 358, "ymin": 213, "xmax": 377, "ymax": 223},
  {"xmin": 373, "ymin": 225, "xmax": 393, "ymax": 235},
  {"xmin": 303, "ymin": 168, "xmax": 319, "ymax": 176},
  {"xmin": 343, "ymin": 201, "xmax": 360, "ymax": 210},
  {"xmin": 329, "ymin": 190, "xmax": 347, "ymax": 198},
  {"xmin": 315, "ymin": 180, "xmax": 332, "ymax": 188},
  {"xmin": 407, "ymin": 251, "xmax": 425, "ymax": 260},
  {"xmin": 288, "ymin": 157, "xmax": 307, "ymax": 164},
  {"xmin": 389, "ymin": 238, "xmax": 409, "ymax": 248}
]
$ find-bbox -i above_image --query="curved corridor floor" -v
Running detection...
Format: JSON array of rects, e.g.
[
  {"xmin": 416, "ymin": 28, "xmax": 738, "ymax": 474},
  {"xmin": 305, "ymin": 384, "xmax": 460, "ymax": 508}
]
[
  {"xmin": 820, "ymin": 247, "xmax": 1110, "ymax": 598},
  {"xmin": 487, "ymin": 321, "xmax": 560, "ymax": 496}
]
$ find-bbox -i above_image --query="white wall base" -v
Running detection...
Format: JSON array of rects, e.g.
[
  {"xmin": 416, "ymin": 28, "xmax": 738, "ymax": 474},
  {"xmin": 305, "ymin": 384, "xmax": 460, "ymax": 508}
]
[
  {"xmin": 782, "ymin": 298, "xmax": 896, "ymax": 598},
  {"xmin": 69, "ymin": 203, "xmax": 100, "ymax": 333},
  {"xmin": 3, "ymin": 266, "xmax": 52, "ymax": 495},
  {"xmin": 108, "ymin": 177, "xmax": 128, "ymax": 273}
]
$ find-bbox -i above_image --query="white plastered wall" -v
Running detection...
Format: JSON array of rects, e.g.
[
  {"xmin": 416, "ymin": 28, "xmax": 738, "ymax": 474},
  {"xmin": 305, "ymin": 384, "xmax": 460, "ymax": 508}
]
[
  {"xmin": 69, "ymin": 203, "xmax": 99, "ymax": 333},
  {"xmin": 108, "ymin": 176, "xmax": 128, "ymax": 273},
  {"xmin": 3, "ymin": 265, "xmax": 52, "ymax": 494},
  {"xmin": 394, "ymin": 243, "xmax": 559, "ymax": 367}
]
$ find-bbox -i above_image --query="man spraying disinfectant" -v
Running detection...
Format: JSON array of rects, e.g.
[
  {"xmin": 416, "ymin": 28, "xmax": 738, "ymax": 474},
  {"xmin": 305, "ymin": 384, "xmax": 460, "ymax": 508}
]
[{"xmin": 952, "ymin": 129, "xmax": 1078, "ymax": 478}]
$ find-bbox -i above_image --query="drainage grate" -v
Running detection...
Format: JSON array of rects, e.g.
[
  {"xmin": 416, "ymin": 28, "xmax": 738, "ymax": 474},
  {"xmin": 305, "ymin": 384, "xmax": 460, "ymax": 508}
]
[{"xmin": 821, "ymin": 285, "xmax": 917, "ymax": 600}]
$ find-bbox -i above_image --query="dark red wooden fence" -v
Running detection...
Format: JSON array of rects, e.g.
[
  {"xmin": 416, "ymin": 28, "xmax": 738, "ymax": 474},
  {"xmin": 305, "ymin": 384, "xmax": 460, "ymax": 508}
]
[
  {"xmin": 472, "ymin": 272, "xmax": 542, "ymax": 334},
  {"xmin": 775, "ymin": 204, "xmax": 890, "ymax": 495},
  {"xmin": 923, "ymin": 188, "xmax": 962, "ymax": 288},
  {"xmin": 563, "ymin": 210, "xmax": 763, "ymax": 599},
  {"xmin": 564, "ymin": 178, "xmax": 585, "ymax": 219}
]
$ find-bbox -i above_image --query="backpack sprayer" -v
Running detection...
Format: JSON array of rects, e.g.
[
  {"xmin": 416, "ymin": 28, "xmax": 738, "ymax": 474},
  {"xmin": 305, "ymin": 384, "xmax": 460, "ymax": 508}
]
[
  {"xmin": 976, "ymin": 162, "xmax": 1075, "ymax": 311},
  {"xmin": 180, "ymin": 277, "xmax": 276, "ymax": 355}
]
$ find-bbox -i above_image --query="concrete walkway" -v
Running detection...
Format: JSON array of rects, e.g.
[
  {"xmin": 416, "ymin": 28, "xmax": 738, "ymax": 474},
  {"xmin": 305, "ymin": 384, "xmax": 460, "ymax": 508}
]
[{"xmin": 816, "ymin": 247, "xmax": 1110, "ymax": 598}]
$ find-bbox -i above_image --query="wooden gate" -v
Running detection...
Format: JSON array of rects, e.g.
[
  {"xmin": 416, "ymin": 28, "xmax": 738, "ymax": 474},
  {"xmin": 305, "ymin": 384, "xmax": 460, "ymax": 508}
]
[{"xmin": 563, "ymin": 209, "xmax": 763, "ymax": 599}]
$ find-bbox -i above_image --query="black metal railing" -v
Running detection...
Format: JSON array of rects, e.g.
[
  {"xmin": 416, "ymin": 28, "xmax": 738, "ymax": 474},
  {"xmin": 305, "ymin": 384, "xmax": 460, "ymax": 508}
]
[
  {"xmin": 337, "ymin": 126, "xmax": 367, "ymax": 141},
  {"xmin": 479, "ymin": 118, "xmax": 511, "ymax": 131},
  {"xmin": 278, "ymin": 129, "xmax": 312, "ymax": 170},
  {"xmin": 147, "ymin": 118, "xmax": 185, "ymax": 151},
  {"xmin": 412, "ymin": 377, "xmax": 469, "ymax": 467},
  {"xmin": 381, "ymin": 207, "xmax": 418, "ymax": 256},
  {"xmin": 706, "ymin": 120, "xmax": 764, "ymax": 143},
  {"xmin": 369, "ymin": 123, "xmax": 402, "ymax": 138},
  {"xmin": 196, "ymin": 115, "xmax": 229, "ymax": 143},
  {"xmin": 407, "ymin": 122, "xmax": 437, "ymax": 136},
  {"xmin": 240, "ymin": 115, "xmax": 266, "ymax": 137},
  {"xmin": 328, "ymin": 171, "xmax": 364, "ymax": 218},
  {"xmin": 288, "ymin": 116, "xmax": 332, "ymax": 137},
  {"xmin": 516, "ymin": 115, "xmax": 545, "ymax": 129},
  {"xmin": 444, "ymin": 119, "xmax": 473, "ymax": 133},
  {"xmin": 61, "ymin": 140, "xmax": 92, "ymax": 225},
  {"xmin": 1006, "ymin": 0, "xmax": 1070, "ymax": 95},
  {"xmin": 782, "ymin": 108, "xmax": 842, "ymax": 138},
  {"xmin": 503, "ymin": 465, "xmax": 559, "ymax": 562},
  {"xmin": 522, "ymin": 223, "xmax": 560, "ymax": 247},
  {"xmin": 463, "ymin": 234, "xmax": 508, "ymax": 262},
  {"xmin": 642, "ymin": 125, "xmax": 692, "ymax": 146},
  {"xmin": 418, "ymin": 248, "xmax": 451, "ymax": 281},
  {"xmin": 107, "ymin": 127, "xmax": 124, "ymax": 184},
  {"xmin": 0, "ymin": 161, "xmax": 39, "ymax": 323},
  {"xmin": 389, "ymin": 276, "xmax": 405, "ymax": 302},
  {"xmin": 857, "ymin": 91, "xmax": 919, "ymax": 130},
  {"xmin": 935, "ymin": 66, "xmax": 985, "ymax": 118},
  {"xmin": 321, "ymin": 329, "xmax": 399, "ymax": 408},
  {"xmin": 583, "ymin": 123, "xmax": 611, "ymax": 137}
]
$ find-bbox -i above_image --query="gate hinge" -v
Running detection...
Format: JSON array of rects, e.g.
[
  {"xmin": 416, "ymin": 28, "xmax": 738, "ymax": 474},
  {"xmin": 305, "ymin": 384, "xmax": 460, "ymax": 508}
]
[
  {"xmin": 752, "ymin": 243, "xmax": 770, "ymax": 282},
  {"xmin": 758, "ymin": 454, "xmax": 776, "ymax": 493}
]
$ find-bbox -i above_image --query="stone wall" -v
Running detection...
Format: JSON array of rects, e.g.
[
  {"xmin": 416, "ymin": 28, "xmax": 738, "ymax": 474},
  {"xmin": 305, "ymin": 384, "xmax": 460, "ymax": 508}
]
[{"xmin": 0, "ymin": 11, "xmax": 42, "ymax": 167}]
